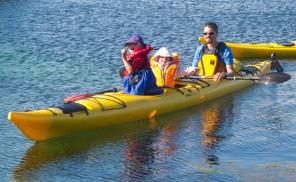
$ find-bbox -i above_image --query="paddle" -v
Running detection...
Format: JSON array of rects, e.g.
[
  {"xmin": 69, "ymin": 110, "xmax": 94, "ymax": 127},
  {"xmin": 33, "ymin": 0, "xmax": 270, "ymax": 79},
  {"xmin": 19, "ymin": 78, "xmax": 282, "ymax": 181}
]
[
  {"xmin": 181, "ymin": 72, "xmax": 291, "ymax": 84},
  {"xmin": 64, "ymin": 87, "xmax": 118, "ymax": 103}
]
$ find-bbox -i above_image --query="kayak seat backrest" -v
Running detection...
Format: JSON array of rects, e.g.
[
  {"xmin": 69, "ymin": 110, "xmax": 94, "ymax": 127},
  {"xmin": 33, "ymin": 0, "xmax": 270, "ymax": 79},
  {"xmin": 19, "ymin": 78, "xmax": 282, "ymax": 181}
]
[
  {"xmin": 240, "ymin": 65, "xmax": 259, "ymax": 76},
  {"xmin": 233, "ymin": 59, "xmax": 241, "ymax": 75},
  {"xmin": 56, "ymin": 102, "xmax": 88, "ymax": 115}
]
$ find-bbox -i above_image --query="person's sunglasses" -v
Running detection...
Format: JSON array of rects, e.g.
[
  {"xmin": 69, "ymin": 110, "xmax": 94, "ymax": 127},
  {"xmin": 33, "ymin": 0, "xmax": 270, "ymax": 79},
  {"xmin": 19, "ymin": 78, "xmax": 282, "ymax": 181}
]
[
  {"xmin": 203, "ymin": 32, "xmax": 215, "ymax": 36},
  {"xmin": 127, "ymin": 42, "xmax": 138, "ymax": 46}
]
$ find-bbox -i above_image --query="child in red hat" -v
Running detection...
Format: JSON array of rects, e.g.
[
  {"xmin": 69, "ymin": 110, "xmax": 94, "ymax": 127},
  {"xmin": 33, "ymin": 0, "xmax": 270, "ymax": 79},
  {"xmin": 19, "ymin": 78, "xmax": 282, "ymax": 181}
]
[
  {"xmin": 121, "ymin": 35, "xmax": 162, "ymax": 95},
  {"xmin": 120, "ymin": 35, "xmax": 152, "ymax": 77}
]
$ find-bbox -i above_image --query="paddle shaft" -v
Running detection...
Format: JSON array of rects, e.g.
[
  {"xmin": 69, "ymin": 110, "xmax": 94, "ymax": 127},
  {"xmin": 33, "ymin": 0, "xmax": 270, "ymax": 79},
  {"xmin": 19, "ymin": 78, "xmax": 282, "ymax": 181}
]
[
  {"xmin": 182, "ymin": 72, "xmax": 291, "ymax": 84},
  {"xmin": 94, "ymin": 87, "xmax": 118, "ymax": 95},
  {"xmin": 185, "ymin": 76, "xmax": 261, "ymax": 81},
  {"xmin": 64, "ymin": 87, "xmax": 118, "ymax": 103}
]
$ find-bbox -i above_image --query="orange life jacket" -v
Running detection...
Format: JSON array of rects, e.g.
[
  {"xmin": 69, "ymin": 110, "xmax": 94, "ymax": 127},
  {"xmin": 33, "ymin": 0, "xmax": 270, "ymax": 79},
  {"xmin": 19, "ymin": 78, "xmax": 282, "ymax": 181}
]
[{"xmin": 150, "ymin": 52, "xmax": 179, "ymax": 88}]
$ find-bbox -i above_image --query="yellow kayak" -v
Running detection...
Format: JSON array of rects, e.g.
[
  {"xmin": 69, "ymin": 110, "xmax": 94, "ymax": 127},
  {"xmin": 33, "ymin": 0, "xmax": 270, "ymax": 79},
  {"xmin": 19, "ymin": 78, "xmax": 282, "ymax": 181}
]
[
  {"xmin": 226, "ymin": 41, "xmax": 296, "ymax": 59},
  {"xmin": 198, "ymin": 37, "xmax": 296, "ymax": 59},
  {"xmin": 8, "ymin": 61, "xmax": 272, "ymax": 141}
]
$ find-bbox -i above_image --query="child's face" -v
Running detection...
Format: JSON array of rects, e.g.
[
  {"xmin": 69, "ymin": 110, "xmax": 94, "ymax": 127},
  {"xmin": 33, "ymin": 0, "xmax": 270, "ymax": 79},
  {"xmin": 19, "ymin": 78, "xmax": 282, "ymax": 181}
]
[
  {"xmin": 158, "ymin": 56, "xmax": 171, "ymax": 66},
  {"xmin": 127, "ymin": 42, "xmax": 141, "ymax": 50}
]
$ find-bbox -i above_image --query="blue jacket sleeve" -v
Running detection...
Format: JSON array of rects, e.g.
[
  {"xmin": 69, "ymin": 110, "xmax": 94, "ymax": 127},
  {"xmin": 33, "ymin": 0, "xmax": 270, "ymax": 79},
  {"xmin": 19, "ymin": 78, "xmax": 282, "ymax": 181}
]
[
  {"xmin": 220, "ymin": 46, "xmax": 233, "ymax": 65},
  {"xmin": 192, "ymin": 46, "xmax": 203, "ymax": 67}
]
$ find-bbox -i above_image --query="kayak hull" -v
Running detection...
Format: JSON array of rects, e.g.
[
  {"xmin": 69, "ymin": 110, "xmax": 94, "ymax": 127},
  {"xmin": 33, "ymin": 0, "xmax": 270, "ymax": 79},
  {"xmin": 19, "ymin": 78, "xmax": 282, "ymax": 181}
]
[
  {"xmin": 226, "ymin": 42, "xmax": 296, "ymax": 59},
  {"xmin": 8, "ymin": 61, "xmax": 272, "ymax": 141}
]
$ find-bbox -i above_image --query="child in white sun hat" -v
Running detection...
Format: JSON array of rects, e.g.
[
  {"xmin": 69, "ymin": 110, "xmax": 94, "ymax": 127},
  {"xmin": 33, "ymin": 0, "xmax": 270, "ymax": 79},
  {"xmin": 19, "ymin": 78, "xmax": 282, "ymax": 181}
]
[{"xmin": 151, "ymin": 47, "xmax": 188, "ymax": 88}]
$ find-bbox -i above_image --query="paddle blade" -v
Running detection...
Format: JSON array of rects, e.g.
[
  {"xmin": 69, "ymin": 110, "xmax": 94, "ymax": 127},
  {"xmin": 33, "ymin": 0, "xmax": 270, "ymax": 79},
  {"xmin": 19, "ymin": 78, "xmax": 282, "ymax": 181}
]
[{"xmin": 257, "ymin": 72, "xmax": 291, "ymax": 84}]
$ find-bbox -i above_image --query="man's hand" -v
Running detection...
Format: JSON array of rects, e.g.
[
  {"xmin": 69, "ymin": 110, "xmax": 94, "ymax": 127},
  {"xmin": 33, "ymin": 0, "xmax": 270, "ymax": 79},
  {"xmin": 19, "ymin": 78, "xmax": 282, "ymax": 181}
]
[{"xmin": 185, "ymin": 67, "xmax": 198, "ymax": 76}]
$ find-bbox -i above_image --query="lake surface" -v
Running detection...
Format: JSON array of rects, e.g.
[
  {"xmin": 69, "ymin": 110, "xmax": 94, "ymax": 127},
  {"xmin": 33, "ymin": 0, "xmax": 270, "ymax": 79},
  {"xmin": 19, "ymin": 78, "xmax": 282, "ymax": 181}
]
[{"xmin": 0, "ymin": 0, "xmax": 296, "ymax": 181}]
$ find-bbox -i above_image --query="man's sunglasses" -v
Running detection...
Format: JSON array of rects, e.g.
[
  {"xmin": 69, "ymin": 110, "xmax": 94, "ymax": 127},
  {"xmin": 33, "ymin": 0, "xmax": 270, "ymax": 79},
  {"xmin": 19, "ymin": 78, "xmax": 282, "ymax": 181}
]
[{"xmin": 203, "ymin": 32, "xmax": 215, "ymax": 36}]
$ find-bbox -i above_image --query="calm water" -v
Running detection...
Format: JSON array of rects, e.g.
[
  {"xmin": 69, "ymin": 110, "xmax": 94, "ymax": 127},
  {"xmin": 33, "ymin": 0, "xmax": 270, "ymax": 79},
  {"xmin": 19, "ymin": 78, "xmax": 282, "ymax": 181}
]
[{"xmin": 1, "ymin": 0, "xmax": 296, "ymax": 181}]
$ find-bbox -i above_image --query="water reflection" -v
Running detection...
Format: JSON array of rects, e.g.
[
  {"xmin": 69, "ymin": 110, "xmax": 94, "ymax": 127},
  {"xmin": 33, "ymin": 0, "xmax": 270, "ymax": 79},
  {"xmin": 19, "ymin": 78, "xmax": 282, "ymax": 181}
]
[
  {"xmin": 12, "ymin": 123, "xmax": 156, "ymax": 181},
  {"xmin": 122, "ymin": 118, "xmax": 178, "ymax": 181},
  {"xmin": 13, "ymin": 96, "xmax": 236, "ymax": 181},
  {"xmin": 123, "ymin": 125, "xmax": 157, "ymax": 181},
  {"xmin": 155, "ymin": 120, "xmax": 178, "ymax": 156},
  {"xmin": 200, "ymin": 96, "xmax": 235, "ymax": 166},
  {"xmin": 122, "ymin": 96, "xmax": 236, "ymax": 180},
  {"xmin": 12, "ymin": 116, "xmax": 183, "ymax": 181}
]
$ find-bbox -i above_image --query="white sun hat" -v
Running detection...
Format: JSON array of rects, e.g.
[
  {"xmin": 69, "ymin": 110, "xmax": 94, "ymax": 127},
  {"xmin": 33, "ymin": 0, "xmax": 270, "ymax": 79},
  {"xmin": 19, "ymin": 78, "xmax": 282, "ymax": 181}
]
[{"xmin": 155, "ymin": 47, "xmax": 172, "ymax": 58}]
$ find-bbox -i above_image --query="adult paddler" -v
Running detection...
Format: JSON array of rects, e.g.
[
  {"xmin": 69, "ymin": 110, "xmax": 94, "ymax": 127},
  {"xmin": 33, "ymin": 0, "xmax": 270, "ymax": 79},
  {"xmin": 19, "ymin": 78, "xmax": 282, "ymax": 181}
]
[{"xmin": 187, "ymin": 22, "xmax": 234, "ymax": 80}]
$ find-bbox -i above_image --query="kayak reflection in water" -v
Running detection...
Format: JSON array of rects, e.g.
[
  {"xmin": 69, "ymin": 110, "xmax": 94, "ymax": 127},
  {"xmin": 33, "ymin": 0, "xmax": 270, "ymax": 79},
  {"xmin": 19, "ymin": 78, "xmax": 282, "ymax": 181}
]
[
  {"xmin": 120, "ymin": 35, "xmax": 163, "ymax": 95},
  {"xmin": 187, "ymin": 22, "xmax": 235, "ymax": 81},
  {"xmin": 200, "ymin": 96, "xmax": 235, "ymax": 166}
]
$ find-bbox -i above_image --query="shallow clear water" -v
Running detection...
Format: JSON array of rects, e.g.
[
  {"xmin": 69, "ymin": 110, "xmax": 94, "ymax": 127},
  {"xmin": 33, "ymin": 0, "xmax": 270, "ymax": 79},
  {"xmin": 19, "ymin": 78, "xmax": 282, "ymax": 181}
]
[{"xmin": 1, "ymin": 0, "xmax": 296, "ymax": 181}]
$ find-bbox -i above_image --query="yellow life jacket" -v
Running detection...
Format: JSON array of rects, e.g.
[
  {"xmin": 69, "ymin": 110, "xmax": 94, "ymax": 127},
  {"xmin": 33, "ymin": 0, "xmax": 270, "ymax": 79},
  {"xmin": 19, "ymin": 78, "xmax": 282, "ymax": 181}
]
[
  {"xmin": 198, "ymin": 53, "xmax": 226, "ymax": 76},
  {"xmin": 150, "ymin": 52, "xmax": 179, "ymax": 88},
  {"xmin": 197, "ymin": 43, "xmax": 241, "ymax": 76}
]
